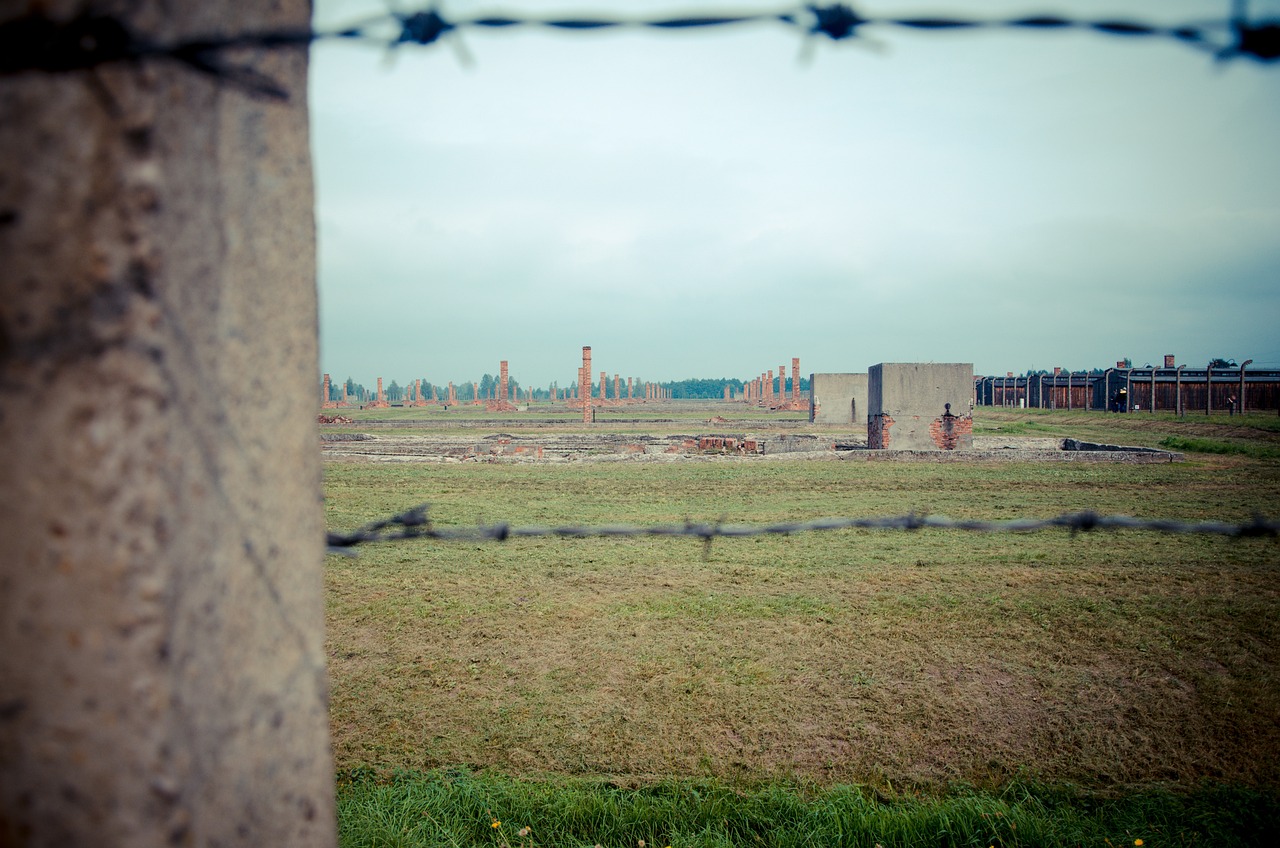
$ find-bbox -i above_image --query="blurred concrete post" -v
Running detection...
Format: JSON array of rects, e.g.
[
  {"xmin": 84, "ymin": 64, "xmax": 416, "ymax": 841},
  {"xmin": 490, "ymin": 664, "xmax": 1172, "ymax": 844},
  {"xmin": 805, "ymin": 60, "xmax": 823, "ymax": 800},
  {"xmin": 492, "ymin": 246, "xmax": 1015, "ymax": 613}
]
[{"xmin": 0, "ymin": 3, "xmax": 336, "ymax": 845}]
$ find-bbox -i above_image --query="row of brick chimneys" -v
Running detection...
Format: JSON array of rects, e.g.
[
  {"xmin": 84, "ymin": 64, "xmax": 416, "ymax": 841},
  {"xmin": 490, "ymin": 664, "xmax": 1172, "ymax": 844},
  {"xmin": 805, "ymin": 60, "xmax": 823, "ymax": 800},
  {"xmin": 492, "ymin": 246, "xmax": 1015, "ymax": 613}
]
[
  {"xmin": 735, "ymin": 357, "xmax": 804, "ymax": 410},
  {"xmin": 327, "ymin": 350, "xmax": 788, "ymax": 417},
  {"xmin": 568, "ymin": 345, "xmax": 664, "ymax": 421}
]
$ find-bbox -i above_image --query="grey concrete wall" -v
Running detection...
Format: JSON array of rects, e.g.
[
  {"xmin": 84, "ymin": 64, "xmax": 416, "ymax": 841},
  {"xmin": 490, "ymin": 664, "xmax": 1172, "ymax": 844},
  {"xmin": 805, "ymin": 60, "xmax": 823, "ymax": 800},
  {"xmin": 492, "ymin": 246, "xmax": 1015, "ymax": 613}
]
[
  {"xmin": 868, "ymin": 363, "xmax": 974, "ymax": 450},
  {"xmin": 0, "ymin": 3, "xmax": 336, "ymax": 845},
  {"xmin": 809, "ymin": 373, "xmax": 868, "ymax": 424}
]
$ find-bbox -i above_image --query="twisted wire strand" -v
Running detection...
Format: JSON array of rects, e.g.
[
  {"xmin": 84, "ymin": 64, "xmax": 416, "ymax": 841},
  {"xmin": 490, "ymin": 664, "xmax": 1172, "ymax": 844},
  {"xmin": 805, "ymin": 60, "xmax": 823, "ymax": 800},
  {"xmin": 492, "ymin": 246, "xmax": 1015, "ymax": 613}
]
[
  {"xmin": 1, "ymin": 3, "xmax": 1276, "ymax": 100},
  {"xmin": 326, "ymin": 505, "xmax": 1280, "ymax": 554}
]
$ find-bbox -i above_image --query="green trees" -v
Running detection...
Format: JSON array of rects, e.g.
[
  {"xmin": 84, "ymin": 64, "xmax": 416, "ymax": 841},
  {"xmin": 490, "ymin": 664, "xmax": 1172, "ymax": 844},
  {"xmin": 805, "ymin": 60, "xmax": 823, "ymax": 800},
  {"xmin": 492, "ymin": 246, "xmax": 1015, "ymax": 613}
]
[{"xmin": 665, "ymin": 378, "xmax": 744, "ymax": 399}]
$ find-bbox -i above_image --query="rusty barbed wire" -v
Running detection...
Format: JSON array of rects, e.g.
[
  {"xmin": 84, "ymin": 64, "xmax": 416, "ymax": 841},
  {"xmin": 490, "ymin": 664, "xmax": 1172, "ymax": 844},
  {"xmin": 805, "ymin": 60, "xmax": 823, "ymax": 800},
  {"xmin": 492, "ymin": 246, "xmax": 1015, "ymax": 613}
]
[
  {"xmin": 1, "ymin": 3, "xmax": 1277, "ymax": 99},
  {"xmin": 325, "ymin": 504, "xmax": 1280, "ymax": 556}
]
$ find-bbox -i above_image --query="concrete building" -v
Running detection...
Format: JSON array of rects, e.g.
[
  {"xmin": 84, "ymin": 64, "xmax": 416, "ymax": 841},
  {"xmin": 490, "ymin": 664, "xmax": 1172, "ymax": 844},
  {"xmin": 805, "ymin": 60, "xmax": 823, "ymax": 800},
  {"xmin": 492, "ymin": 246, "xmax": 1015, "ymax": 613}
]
[
  {"xmin": 809, "ymin": 373, "xmax": 869, "ymax": 425},
  {"xmin": 868, "ymin": 363, "xmax": 974, "ymax": 450}
]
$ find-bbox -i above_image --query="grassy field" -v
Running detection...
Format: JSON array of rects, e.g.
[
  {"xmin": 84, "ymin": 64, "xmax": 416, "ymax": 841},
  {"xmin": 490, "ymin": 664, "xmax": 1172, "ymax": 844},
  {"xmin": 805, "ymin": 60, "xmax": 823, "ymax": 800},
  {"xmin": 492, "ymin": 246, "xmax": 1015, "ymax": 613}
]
[{"xmin": 324, "ymin": 407, "xmax": 1280, "ymax": 845}]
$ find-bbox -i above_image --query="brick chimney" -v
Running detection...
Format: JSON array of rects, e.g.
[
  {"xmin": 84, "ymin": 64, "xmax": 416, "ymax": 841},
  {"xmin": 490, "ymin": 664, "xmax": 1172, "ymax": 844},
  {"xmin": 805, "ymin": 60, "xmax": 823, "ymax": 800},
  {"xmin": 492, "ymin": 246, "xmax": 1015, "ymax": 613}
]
[
  {"xmin": 1164, "ymin": 354, "xmax": 1176, "ymax": 368},
  {"xmin": 791, "ymin": 358, "xmax": 800, "ymax": 403},
  {"xmin": 499, "ymin": 360, "xmax": 509, "ymax": 401}
]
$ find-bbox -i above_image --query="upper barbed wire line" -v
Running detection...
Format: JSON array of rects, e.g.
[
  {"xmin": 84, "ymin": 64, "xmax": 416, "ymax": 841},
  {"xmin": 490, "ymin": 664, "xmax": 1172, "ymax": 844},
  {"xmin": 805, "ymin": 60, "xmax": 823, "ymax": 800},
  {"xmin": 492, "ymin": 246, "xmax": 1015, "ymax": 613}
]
[
  {"xmin": 2, "ymin": 3, "xmax": 1278, "ymax": 100},
  {"xmin": 324, "ymin": 505, "xmax": 1280, "ymax": 554}
]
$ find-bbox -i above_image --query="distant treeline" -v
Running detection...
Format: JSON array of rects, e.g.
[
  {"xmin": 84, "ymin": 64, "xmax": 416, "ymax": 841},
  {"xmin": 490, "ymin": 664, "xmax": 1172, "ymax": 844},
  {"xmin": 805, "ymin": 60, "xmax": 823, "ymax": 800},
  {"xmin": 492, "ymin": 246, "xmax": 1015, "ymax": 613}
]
[{"xmin": 325, "ymin": 375, "xmax": 812, "ymax": 403}]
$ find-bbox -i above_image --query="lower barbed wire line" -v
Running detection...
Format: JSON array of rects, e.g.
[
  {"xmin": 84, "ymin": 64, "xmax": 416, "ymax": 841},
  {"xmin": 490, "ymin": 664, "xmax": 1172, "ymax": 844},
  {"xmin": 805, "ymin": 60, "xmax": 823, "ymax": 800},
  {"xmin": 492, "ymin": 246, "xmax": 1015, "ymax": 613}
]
[{"xmin": 324, "ymin": 507, "xmax": 1279, "ymax": 553}]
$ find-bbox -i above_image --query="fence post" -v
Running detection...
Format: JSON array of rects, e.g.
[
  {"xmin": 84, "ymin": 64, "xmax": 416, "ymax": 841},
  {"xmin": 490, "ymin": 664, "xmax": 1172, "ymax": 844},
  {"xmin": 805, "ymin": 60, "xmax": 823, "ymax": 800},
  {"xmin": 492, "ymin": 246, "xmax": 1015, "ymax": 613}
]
[{"xmin": 0, "ymin": 4, "xmax": 336, "ymax": 844}]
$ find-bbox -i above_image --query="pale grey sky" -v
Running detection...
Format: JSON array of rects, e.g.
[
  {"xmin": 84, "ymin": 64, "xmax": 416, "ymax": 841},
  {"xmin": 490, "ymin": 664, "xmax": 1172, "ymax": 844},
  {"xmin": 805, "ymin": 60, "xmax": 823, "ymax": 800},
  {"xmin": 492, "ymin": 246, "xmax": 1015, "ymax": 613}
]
[{"xmin": 310, "ymin": 1, "xmax": 1280, "ymax": 390}]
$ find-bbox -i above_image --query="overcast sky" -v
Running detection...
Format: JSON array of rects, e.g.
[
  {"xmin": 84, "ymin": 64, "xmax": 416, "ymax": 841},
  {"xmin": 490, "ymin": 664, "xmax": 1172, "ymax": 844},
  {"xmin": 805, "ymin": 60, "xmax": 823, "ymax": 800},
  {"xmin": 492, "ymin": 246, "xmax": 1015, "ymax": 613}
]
[{"xmin": 309, "ymin": 0, "xmax": 1280, "ymax": 390}]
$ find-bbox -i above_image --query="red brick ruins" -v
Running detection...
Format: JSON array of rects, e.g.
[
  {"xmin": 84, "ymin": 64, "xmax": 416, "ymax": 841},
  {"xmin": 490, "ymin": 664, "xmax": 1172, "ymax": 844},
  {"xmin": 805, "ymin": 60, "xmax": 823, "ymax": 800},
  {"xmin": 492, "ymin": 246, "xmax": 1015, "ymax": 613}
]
[
  {"xmin": 323, "ymin": 350, "xmax": 808, "ymax": 415},
  {"xmin": 405, "ymin": 378, "xmax": 430, "ymax": 408},
  {"xmin": 564, "ymin": 345, "xmax": 654, "ymax": 420},
  {"xmin": 320, "ymin": 373, "xmax": 354, "ymax": 409},
  {"xmin": 485, "ymin": 360, "xmax": 518, "ymax": 412},
  {"xmin": 732, "ymin": 356, "xmax": 807, "ymax": 410},
  {"xmin": 365, "ymin": 376, "xmax": 390, "ymax": 409}
]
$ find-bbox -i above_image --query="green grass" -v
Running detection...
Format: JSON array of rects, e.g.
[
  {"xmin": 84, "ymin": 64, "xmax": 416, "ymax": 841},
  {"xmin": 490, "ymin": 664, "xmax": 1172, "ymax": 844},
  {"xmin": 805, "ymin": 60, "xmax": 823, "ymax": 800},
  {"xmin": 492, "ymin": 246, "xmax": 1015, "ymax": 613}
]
[
  {"xmin": 337, "ymin": 768, "xmax": 1280, "ymax": 848},
  {"xmin": 1158, "ymin": 436, "xmax": 1280, "ymax": 460},
  {"xmin": 973, "ymin": 408, "xmax": 1280, "ymax": 450},
  {"xmin": 325, "ymin": 407, "xmax": 1280, "ymax": 844},
  {"xmin": 325, "ymin": 459, "xmax": 1280, "ymax": 786}
]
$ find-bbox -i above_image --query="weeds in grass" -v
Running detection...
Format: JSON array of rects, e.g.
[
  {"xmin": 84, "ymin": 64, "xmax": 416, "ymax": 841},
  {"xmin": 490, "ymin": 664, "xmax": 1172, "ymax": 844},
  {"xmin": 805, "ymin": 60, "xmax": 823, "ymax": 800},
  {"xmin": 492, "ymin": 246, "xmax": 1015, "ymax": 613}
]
[{"xmin": 336, "ymin": 768, "xmax": 1280, "ymax": 848}]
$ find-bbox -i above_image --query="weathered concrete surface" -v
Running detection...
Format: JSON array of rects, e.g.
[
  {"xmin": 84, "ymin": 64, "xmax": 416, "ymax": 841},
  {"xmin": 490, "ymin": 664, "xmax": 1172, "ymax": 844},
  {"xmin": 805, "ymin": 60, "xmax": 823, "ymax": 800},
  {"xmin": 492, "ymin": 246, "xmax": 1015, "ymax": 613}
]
[
  {"xmin": 868, "ymin": 363, "xmax": 974, "ymax": 450},
  {"xmin": 0, "ymin": 3, "xmax": 335, "ymax": 846},
  {"xmin": 764, "ymin": 434, "xmax": 833, "ymax": 454},
  {"xmin": 809, "ymin": 373, "xmax": 868, "ymax": 424}
]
